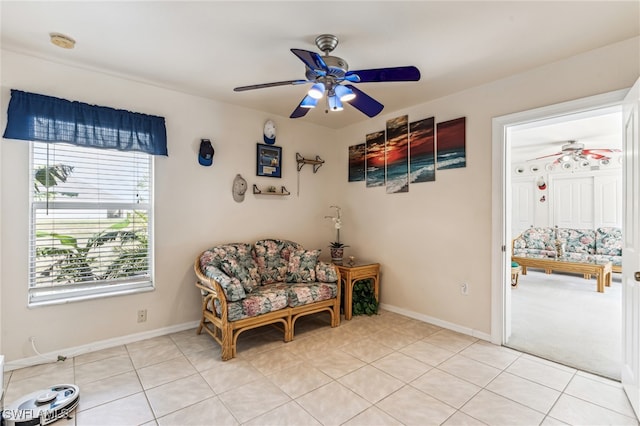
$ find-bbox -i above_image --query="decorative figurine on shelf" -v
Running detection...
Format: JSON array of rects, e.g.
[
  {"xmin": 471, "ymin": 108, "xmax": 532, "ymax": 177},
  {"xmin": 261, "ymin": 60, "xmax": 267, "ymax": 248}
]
[
  {"xmin": 325, "ymin": 205, "xmax": 349, "ymax": 262},
  {"xmin": 267, "ymin": 186, "xmax": 276, "ymax": 193}
]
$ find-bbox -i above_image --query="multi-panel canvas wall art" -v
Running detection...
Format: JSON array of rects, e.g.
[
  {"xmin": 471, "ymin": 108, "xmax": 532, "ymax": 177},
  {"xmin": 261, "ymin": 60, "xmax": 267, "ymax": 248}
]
[
  {"xmin": 366, "ymin": 130, "xmax": 385, "ymax": 187},
  {"xmin": 348, "ymin": 143, "xmax": 365, "ymax": 182},
  {"xmin": 436, "ymin": 117, "xmax": 466, "ymax": 170},
  {"xmin": 385, "ymin": 115, "xmax": 409, "ymax": 193},
  {"xmin": 352, "ymin": 114, "xmax": 466, "ymax": 192},
  {"xmin": 409, "ymin": 117, "xmax": 435, "ymax": 183}
]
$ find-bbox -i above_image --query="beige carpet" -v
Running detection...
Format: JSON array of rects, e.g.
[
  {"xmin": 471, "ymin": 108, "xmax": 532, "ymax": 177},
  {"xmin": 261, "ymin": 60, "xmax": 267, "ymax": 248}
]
[{"xmin": 506, "ymin": 269, "xmax": 622, "ymax": 380}]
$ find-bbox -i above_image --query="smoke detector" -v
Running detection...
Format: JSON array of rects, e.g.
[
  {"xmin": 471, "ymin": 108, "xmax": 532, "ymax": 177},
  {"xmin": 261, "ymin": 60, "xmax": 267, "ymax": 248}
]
[{"xmin": 49, "ymin": 33, "xmax": 75, "ymax": 49}]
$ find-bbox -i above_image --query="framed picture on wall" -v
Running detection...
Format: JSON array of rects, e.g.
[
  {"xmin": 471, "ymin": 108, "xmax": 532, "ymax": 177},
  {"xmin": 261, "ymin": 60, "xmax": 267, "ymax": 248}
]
[{"xmin": 256, "ymin": 143, "xmax": 282, "ymax": 178}]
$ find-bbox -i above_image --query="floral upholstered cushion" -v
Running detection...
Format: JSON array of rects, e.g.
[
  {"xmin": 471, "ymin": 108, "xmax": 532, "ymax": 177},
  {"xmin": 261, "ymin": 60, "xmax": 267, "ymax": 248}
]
[
  {"xmin": 287, "ymin": 282, "xmax": 338, "ymax": 307},
  {"xmin": 596, "ymin": 227, "xmax": 622, "ymax": 256},
  {"xmin": 286, "ymin": 249, "xmax": 320, "ymax": 283},
  {"xmin": 201, "ymin": 262, "xmax": 246, "ymax": 302},
  {"xmin": 557, "ymin": 228, "xmax": 595, "ymax": 254},
  {"xmin": 219, "ymin": 255, "xmax": 260, "ymax": 293},
  {"xmin": 212, "ymin": 283, "xmax": 289, "ymax": 321},
  {"xmin": 522, "ymin": 228, "xmax": 555, "ymax": 251},
  {"xmin": 207, "ymin": 243, "xmax": 260, "ymax": 293},
  {"xmin": 315, "ymin": 261, "xmax": 338, "ymax": 283},
  {"xmin": 593, "ymin": 254, "xmax": 622, "ymax": 267},
  {"xmin": 253, "ymin": 239, "xmax": 303, "ymax": 284}
]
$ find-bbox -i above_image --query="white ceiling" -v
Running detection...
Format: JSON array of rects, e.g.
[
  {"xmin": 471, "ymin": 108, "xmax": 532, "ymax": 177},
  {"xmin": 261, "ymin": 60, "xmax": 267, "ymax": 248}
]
[
  {"xmin": 510, "ymin": 106, "xmax": 623, "ymax": 164},
  {"xmin": 1, "ymin": 1, "xmax": 638, "ymax": 132}
]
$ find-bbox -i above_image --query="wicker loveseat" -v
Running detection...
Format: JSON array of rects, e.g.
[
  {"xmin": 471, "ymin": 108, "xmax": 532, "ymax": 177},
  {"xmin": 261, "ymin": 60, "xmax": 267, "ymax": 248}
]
[
  {"xmin": 194, "ymin": 238, "xmax": 341, "ymax": 360},
  {"xmin": 512, "ymin": 227, "xmax": 622, "ymax": 273}
]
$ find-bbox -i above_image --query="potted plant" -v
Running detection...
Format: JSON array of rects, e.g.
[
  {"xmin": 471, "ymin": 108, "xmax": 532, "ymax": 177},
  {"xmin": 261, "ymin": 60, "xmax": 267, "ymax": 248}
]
[
  {"xmin": 352, "ymin": 279, "xmax": 379, "ymax": 316},
  {"xmin": 325, "ymin": 205, "xmax": 349, "ymax": 262}
]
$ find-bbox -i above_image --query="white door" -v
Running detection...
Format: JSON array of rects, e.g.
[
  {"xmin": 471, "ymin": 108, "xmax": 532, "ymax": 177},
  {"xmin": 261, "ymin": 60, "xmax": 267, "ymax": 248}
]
[
  {"xmin": 622, "ymin": 77, "xmax": 640, "ymax": 419},
  {"xmin": 553, "ymin": 176, "xmax": 594, "ymax": 229},
  {"xmin": 595, "ymin": 174, "xmax": 623, "ymax": 228},
  {"xmin": 512, "ymin": 179, "xmax": 535, "ymax": 236}
]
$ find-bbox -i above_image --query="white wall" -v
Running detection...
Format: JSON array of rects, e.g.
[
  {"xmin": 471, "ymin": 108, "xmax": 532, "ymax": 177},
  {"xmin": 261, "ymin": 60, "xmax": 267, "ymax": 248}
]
[
  {"xmin": 511, "ymin": 154, "xmax": 623, "ymax": 235},
  {"xmin": 337, "ymin": 37, "xmax": 639, "ymax": 336},
  {"xmin": 0, "ymin": 50, "xmax": 340, "ymax": 362},
  {"xmin": 1, "ymin": 35, "xmax": 638, "ymax": 363}
]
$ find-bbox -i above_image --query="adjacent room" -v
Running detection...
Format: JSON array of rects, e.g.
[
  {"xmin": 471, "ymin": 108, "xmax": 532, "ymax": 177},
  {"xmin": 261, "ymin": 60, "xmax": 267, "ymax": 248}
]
[
  {"xmin": 507, "ymin": 107, "xmax": 624, "ymax": 380},
  {"xmin": 1, "ymin": 2, "xmax": 639, "ymax": 425}
]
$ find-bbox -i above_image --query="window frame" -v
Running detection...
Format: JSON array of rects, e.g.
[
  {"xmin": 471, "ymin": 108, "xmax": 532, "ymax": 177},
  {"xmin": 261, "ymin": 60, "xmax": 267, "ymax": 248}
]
[{"xmin": 28, "ymin": 141, "xmax": 155, "ymax": 307}]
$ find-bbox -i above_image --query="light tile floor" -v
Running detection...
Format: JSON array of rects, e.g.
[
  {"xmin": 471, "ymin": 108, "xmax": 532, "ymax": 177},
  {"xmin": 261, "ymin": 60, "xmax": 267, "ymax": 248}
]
[{"xmin": 3, "ymin": 310, "xmax": 638, "ymax": 425}]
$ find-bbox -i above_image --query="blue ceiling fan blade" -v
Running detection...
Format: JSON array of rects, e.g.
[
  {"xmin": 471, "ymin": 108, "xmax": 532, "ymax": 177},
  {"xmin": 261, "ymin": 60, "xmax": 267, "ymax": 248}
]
[
  {"xmin": 291, "ymin": 49, "xmax": 329, "ymax": 73},
  {"xmin": 344, "ymin": 85, "xmax": 384, "ymax": 117},
  {"xmin": 290, "ymin": 95, "xmax": 313, "ymax": 118},
  {"xmin": 346, "ymin": 66, "xmax": 420, "ymax": 83}
]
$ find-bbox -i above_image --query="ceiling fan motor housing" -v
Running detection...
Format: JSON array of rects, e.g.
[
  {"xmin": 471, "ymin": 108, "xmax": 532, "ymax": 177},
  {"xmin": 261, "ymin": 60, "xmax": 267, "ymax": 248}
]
[
  {"xmin": 305, "ymin": 56, "xmax": 348, "ymax": 81},
  {"xmin": 561, "ymin": 141, "xmax": 584, "ymax": 153}
]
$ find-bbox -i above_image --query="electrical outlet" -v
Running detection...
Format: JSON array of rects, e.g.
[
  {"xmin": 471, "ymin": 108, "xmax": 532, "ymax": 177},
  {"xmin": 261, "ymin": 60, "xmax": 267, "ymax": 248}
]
[
  {"xmin": 461, "ymin": 283, "xmax": 469, "ymax": 295},
  {"xmin": 137, "ymin": 309, "xmax": 147, "ymax": 323}
]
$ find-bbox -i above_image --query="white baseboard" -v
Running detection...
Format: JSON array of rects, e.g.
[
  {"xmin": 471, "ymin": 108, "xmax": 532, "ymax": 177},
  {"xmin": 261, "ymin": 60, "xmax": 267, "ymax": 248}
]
[
  {"xmin": 380, "ymin": 303, "xmax": 493, "ymax": 342},
  {"xmin": 5, "ymin": 321, "xmax": 200, "ymax": 372}
]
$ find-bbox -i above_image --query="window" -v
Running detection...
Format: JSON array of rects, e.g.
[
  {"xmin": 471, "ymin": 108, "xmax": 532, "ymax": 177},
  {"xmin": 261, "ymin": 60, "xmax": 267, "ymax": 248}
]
[
  {"xmin": 3, "ymin": 89, "xmax": 166, "ymax": 305},
  {"xmin": 29, "ymin": 141, "xmax": 154, "ymax": 305},
  {"xmin": 3, "ymin": 89, "xmax": 168, "ymax": 306}
]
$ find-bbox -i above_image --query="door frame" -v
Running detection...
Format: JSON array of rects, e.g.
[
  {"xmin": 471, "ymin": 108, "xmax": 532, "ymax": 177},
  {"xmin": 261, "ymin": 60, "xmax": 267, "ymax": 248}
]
[{"xmin": 491, "ymin": 89, "xmax": 628, "ymax": 345}]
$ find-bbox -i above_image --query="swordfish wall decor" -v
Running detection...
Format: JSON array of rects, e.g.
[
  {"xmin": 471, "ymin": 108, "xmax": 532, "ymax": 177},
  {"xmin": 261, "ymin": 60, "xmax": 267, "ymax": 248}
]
[{"xmin": 348, "ymin": 115, "xmax": 466, "ymax": 192}]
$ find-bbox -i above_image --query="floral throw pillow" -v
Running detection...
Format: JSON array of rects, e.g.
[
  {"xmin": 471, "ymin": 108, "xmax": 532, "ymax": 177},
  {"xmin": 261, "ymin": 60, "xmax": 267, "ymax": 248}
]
[
  {"xmin": 315, "ymin": 261, "xmax": 338, "ymax": 283},
  {"xmin": 286, "ymin": 249, "xmax": 320, "ymax": 283},
  {"xmin": 219, "ymin": 253, "xmax": 260, "ymax": 293}
]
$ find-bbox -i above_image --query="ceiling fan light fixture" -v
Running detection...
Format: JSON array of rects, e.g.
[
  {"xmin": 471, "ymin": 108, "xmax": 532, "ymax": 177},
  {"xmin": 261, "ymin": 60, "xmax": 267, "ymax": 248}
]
[
  {"xmin": 328, "ymin": 95, "xmax": 343, "ymax": 111},
  {"xmin": 300, "ymin": 95, "xmax": 318, "ymax": 109},
  {"xmin": 308, "ymin": 83, "xmax": 325, "ymax": 99},
  {"xmin": 334, "ymin": 84, "xmax": 355, "ymax": 102}
]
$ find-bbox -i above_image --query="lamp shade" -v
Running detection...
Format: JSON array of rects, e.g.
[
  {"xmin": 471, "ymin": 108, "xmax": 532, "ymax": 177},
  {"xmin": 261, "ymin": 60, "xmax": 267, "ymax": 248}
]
[
  {"xmin": 334, "ymin": 85, "xmax": 356, "ymax": 102},
  {"xmin": 300, "ymin": 95, "xmax": 318, "ymax": 109},
  {"xmin": 308, "ymin": 83, "xmax": 325, "ymax": 99}
]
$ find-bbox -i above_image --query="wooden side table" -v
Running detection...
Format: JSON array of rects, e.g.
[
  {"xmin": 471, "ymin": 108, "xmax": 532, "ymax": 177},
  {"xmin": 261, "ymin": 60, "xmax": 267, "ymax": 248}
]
[{"xmin": 334, "ymin": 261, "xmax": 380, "ymax": 320}]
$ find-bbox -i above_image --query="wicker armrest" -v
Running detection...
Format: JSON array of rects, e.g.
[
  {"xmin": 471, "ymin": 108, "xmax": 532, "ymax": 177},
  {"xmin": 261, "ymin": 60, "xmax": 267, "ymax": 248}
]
[{"xmin": 194, "ymin": 256, "xmax": 228, "ymax": 319}]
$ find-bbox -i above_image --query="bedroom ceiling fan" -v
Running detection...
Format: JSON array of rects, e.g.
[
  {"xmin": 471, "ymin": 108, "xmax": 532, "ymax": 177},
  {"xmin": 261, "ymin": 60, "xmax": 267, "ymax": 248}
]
[
  {"xmin": 233, "ymin": 34, "xmax": 421, "ymax": 119},
  {"xmin": 534, "ymin": 140, "xmax": 621, "ymax": 164}
]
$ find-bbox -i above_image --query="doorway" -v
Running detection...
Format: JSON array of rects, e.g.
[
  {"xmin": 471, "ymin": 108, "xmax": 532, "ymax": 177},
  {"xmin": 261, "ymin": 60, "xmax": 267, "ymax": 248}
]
[{"xmin": 490, "ymin": 90, "xmax": 628, "ymax": 379}]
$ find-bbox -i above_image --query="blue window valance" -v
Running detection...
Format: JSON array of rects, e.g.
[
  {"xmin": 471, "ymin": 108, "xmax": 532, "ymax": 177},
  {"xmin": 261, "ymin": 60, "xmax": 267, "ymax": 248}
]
[{"xmin": 3, "ymin": 89, "xmax": 168, "ymax": 156}]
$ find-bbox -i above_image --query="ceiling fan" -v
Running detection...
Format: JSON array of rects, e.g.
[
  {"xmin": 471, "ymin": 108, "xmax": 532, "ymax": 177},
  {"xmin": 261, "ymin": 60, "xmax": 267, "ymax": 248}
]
[
  {"xmin": 233, "ymin": 34, "xmax": 421, "ymax": 119},
  {"xmin": 534, "ymin": 140, "xmax": 621, "ymax": 164}
]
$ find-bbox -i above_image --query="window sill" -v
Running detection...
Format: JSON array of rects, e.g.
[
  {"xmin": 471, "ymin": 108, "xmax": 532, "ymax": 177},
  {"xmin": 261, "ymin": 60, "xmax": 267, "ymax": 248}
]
[{"xmin": 28, "ymin": 282, "xmax": 155, "ymax": 308}]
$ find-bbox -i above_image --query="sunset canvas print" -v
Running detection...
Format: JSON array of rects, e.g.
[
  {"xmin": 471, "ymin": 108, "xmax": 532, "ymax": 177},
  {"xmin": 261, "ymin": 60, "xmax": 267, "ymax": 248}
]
[
  {"xmin": 366, "ymin": 130, "xmax": 386, "ymax": 187},
  {"xmin": 348, "ymin": 143, "xmax": 365, "ymax": 182},
  {"xmin": 385, "ymin": 115, "xmax": 409, "ymax": 194},
  {"xmin": 409, "ymin": 116, "xmax": 435, "ymax": 183},
  {"xmin": 436, "ymin": 117, "xmax": 466, "ymax": 170}
]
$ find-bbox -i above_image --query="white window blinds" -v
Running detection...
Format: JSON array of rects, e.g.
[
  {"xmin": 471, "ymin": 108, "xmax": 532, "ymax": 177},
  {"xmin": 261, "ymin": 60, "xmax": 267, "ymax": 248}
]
[{"xmin": 29, "ymin": 141, "xmax": 154, "ymax": 305}]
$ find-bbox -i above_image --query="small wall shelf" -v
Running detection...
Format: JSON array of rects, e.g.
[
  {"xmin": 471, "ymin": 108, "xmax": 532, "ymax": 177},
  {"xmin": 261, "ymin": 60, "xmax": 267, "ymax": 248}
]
[
  {"xmin": 253, "ymin": 184, "xmax": 290, "ymax": 196},
  {"xmin": 296, "ymin": 153, "xmax": 324, "ymax": 173}
]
